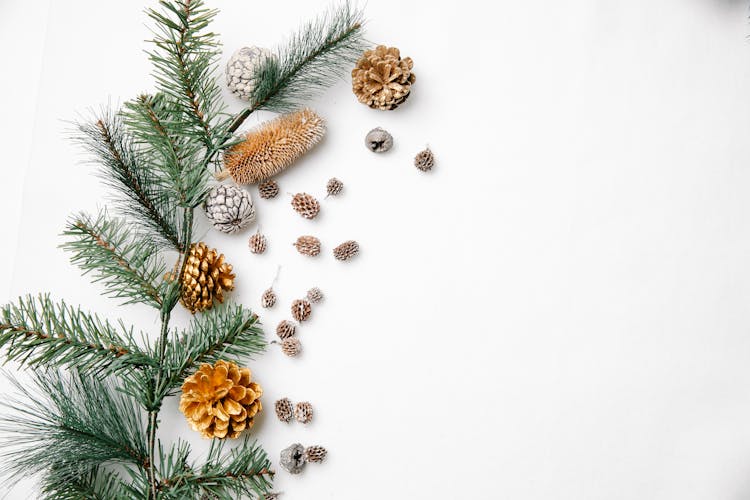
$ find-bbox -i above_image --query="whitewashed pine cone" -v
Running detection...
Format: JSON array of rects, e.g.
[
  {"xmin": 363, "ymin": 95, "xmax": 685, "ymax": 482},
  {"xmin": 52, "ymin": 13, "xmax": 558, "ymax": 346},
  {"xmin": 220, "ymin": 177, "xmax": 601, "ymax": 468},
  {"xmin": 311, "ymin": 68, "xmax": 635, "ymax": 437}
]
[
  {"xmin": 204, "ymin": 184, "xmax": 256, "ymax": 234},
  {"xmin": 226, "ymin": 46, "xmax": 271, "ymax": 101}
]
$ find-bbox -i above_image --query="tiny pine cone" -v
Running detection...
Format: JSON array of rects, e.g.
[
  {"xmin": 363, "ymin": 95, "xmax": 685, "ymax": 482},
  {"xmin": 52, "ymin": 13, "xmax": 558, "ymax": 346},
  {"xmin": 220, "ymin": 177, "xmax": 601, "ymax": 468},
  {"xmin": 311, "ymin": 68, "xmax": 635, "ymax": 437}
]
[
  {"xmin": 306, "ymin": 287, "xmax": 324, "ymax": 304},
  {"xmin": 248, "ymin": 232, "xmax": 267, "ymax": 254},
  {"xmin": 261, "ymin": 288, "xmax": 277, "ymax": 308},
  {"xmin": 304, "ymin": 445, "xmax": 327, "ymax": 463},
  {"xmin": 291, "ymin": 193, "xmax": 320, "ymax": 219},
  {"xmin": 291, "ymin": 299, "xmax": 312, "ymax": 322},
  {"xmin": 295, "ymin": 401, "xmax": 314, "ymax": 424},
  {"xmin": 258, "ymin": 179, "xmax": 280, "ymax": 199},
  {"xmin": 414, "ymin": 148, "xmax": 435, "ymax": 172},
  {"xmin": 333, "ymin": 240, "xmax": 359, "ymax": 261},
  {"xmin": 326, "ymin": 177, "xmax": 343, "ymax": 197},
  {"xmin": 294, "ymin": 236, "xmax": 321, "ymax": 257},
  {"xmin": 281, "ymin": 338, "xmax": 302, "ymax": 357},
  {"xmin": 275, "ymin": 398, "xmax": 294, "ymax": 423},
  {"xmin": 276, "ymin": 320, "xmax": 297, "ymax": 340}
]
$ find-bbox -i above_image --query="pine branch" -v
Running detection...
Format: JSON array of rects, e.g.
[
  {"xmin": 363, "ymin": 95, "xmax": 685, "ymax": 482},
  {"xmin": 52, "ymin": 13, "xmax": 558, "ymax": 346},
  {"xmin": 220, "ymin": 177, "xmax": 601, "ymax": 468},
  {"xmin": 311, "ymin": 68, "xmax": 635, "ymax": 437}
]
[
  {"xmin": 74, "ymin": 110, "xmax": 182, "ymax": 250},
  {"xmin": 122, "ymin": 93, "xmax": 210, "ymax": 210},
  {"xmin": 0, "ymin": 294, "xmax": 157, "ymax": 376},
  {"xmin": 0, "ymin": 372, "xmax": 149, "ymax": 487},
  {"xmin": 242, "ymin": 1, "xmax": 366, "ymax": 117},
  {"xmin": 146, "ymin": 0, "xmax": 226, "ymax": 152},
  {"xmin": 155, "ymin": 303, "xmax": 266, "ymax": 399},
  {"xmin": 156, "ymin": 437, "xmax": 274, "ymax": 499},
  {"xmin": 62, "ymin": 211, "xmax": 167, "ymax": 309},
  {"xmin": 41, "ymin": 466, "xmax": 145, "ymax": 500}
]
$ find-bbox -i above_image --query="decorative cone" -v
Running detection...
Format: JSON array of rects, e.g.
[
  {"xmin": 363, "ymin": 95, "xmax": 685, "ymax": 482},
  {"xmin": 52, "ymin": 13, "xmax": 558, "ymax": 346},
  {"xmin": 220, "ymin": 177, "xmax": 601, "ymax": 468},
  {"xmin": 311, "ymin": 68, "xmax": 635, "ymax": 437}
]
[
  {"xmin": 291, "ymin": 193, "xmax": 320, "ymax": 219},
  {"xmin": 352, "ymin": 45, "xmax": 415, "ymax": 110},
  {"xmin": 294, "ymin": 236, "xmax": 321, "ymax": 257},
  {"xmin": 179, "ymin": 242, "xmax": 235, "ymax": 313},
  {"xmin": 333, "ymin": 240, "xmax": 359, "ymax": 261}
]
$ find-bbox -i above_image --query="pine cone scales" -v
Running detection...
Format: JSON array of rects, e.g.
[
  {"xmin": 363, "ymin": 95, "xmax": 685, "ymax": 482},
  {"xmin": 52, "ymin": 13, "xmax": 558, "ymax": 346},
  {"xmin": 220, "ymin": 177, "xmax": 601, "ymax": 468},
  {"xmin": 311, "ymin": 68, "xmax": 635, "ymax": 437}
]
[
  {"xmin": 352, "ymin": 45, "xmax": 415, "ymax": 110},
  {"xmin": 179, "ymin": 360, "xmax": 262, "ymax": 439},
  {"xmin": 180, "ymin": 242, "xmax": 235, "ymax": 313},
  {"xmin": 294, "ymin": 236, "xmax": 321, "ymax": 257},
  {"xmin": 221, "ymin": 109, "xmax": 325, "ymax": 184},
  {"xmin": 333, "ymin": 240, "xmax": 359, "ymax": 261}
]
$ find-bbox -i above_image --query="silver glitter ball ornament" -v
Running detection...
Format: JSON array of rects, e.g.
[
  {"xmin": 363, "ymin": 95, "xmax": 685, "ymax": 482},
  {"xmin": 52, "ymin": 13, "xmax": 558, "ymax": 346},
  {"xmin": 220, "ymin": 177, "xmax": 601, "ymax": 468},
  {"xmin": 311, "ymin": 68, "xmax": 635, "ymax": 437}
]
[
  {"xmin": 204, "ymin": 184, "xmax": 256, "ymax": 234},
  {"xmin": 365, "ymin": 127, "xmax": 393, "ymax": 153},
  {"xmin": 280, "ymin": 443, "xmax": 306, "ymax": 474},
  {"xmin": 226, "ymin": 46, "xmax": 272, "ymax": 101}
]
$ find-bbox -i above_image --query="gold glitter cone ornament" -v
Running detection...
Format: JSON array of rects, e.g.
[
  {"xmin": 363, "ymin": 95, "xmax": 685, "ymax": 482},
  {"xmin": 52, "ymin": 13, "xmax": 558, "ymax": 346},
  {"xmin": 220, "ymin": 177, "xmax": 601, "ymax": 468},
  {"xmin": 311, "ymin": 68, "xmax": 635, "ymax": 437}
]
[
  {"xmin": 179, "ymin": 360, "xmax": 263, "ymax": 439},
  {"xmin": 179, "ymin": 242, "xmax": 235, "ymax": 314},
  {"xmin": 218, "ymin": 109, "xmax": 325, "ymax": 184},
  {"xmin": 352, "ymin": 45, "xmax": 415, "ymax": 110}
]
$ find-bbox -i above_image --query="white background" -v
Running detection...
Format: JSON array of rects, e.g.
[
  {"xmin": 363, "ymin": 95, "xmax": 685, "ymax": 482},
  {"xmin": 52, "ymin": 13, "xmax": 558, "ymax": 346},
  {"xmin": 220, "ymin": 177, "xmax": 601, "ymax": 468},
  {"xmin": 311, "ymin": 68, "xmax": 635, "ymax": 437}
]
[{"xmin": 3, "ymin": 0, "xmax": 750, "ymax": 499}]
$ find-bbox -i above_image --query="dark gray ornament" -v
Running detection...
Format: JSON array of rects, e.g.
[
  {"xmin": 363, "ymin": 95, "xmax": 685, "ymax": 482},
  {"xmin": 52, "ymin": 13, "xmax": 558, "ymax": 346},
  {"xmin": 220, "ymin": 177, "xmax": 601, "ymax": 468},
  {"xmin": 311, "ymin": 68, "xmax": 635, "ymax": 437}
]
[
  {"xmin": 280, "ymin": 443, "xmax": 306, "ymax": 474},
  {"xmin": 365, "ymin": 127, "xmax": 393, "ymax": 153}
]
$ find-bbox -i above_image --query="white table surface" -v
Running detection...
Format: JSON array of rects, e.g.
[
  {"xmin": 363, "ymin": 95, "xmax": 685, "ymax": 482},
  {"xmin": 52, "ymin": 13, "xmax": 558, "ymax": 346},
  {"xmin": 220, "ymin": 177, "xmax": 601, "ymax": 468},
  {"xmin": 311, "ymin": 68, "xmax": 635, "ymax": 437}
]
[{"xmin": 3, "ymin": 1, "xmax": 750, "ymax": 498}]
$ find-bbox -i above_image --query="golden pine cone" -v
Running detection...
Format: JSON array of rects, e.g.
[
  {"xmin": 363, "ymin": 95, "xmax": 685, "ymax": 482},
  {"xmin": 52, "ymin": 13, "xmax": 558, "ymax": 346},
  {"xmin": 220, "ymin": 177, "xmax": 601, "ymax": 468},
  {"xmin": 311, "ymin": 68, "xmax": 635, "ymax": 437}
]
[
  {"xmin": 179, "ymin": 360, "xmax": 262, "ymax": 439},
  {"xmin": 180, "ymin": 242, "xmax": 235, "ymax": 314},
  {"xmin": 304, "ymin": 445, "xmax": 327, "ymax": 463},
  {"xmin": 291, "ymin": 193, "xmax": 320, "ymax": 219},
  {"xmin": 258, "ymin": 179, "xmax": 279, "ymax": 199},
  {"xmin": 291, "ymin": 299, "xmax": 312, "ymax": 322},
  {"xmin": 351, "ymin": 45, "xmax": 415, "ymax": 110},
  {"xmin": 281, "ymin": 338, "xmax": 302, "ymax": 357},
  {"xmin": 333, "ymin": 240, "xmax": 359, "ymax": 261},
  {"xmin": 261, "ymin": 288, "xmax": 276, "ymax": 308},
  {"xmin": 276, "ymin": 320, "xmax": 296, "ymax": 340},
  {"xmin": 294, "ymin": 236, "xmax": 321, "ymax": 257},
  {"xmin": 295, "ymin": 401, "xmax": 313, "ymax": 424},
  {"xmin": 275, "ymin": 397, "xmax": 293, "ymax": 422},
  {"xmin": 219, "ymin": 109, "xmax": 325, "ymax": 184}
]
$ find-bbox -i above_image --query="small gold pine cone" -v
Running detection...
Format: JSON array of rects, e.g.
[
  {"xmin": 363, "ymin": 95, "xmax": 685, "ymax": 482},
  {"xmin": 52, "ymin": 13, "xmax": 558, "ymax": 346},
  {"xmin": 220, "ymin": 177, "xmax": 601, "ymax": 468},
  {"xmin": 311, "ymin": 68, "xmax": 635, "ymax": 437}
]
[
  {"xmin": 276, "ymin": 320, "xmax": 297, "ymax": 340},
  {"xmin": 351, "ymin": 45, "xmax": 416, "ymax": 111},
  {"xmin": 304, "ymin": 445, "xmax": 327, "ymax": 463},
  {"xmin": 180, "ymin": 242, "xmax": 235, "ymax": 314},
  {"xmin": 258, "ymin": 179, "xmax": 280, "ymax": 199},
  {"xmin": 248, "ymin": 231, "xmax": 267, "ymax": 254},
  {"xmin": 294, "ymin": 236, "xmax": 321, "ymax": 257},
  {"xmin": 179, "ymin": 360, "xmax": 262, "ymax": 439},
  {"xmin": 261, "ymin": 288, "xmax": 277, "ymax": 308},
  {"xmin": 333, "ymin": 240, "xmax": 359, "ymax": 261},
  {"xmin": 414, "ymin": 148, "xmax": 435, "ymax": 172},
  {"xmin": 281, "ymin": 338, "xmax": 302, "ymax": 357},
  {"xmin": 275, "ymin": 398, "xmax": 293, "ymax": 423},
  {"xmin": 295, "ymin": 401, "xmax": 313, "ymax": 424},
  {"xmin": 306, "ymin": 287, "xmax": 324, "ymax": 304},
  {"xmin": 291, "ymin": 193, "xmax": 320, "ymax": 219},
  {"xmin": 291, "ymin": 299, "xmax": 312, "ymax": 322}
]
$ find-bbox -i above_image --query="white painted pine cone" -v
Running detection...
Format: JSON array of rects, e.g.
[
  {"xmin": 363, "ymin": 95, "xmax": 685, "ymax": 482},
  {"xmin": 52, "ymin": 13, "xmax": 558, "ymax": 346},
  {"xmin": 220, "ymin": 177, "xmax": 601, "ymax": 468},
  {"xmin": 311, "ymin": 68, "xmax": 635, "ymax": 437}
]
[
  {"xmin": 204, "ymin": 184, "xmax": 256, "ymax": 234},
  {"xmin": 226, "ymin": 46, "xmax": 272, "ymax": 101}
]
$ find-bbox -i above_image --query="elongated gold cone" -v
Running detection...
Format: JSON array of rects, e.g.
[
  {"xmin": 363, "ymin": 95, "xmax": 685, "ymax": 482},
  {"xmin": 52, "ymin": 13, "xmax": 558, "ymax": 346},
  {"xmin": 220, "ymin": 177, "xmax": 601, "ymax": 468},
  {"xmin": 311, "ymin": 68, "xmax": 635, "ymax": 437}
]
[{"xmin": 219, "ymin": 108, "xmax": 325, "ymax": 184}]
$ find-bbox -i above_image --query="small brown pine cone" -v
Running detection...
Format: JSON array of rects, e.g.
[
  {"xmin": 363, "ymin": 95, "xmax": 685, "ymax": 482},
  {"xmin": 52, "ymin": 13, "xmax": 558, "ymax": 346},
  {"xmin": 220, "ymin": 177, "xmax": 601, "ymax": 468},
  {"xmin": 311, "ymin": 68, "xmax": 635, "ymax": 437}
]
[
  {"xmin": 276, "ymin": 320, "xmax": 297, "ymax": 340},
  {"xmin": 261, "ymin": 288, "xmax": 277, "ymax": 308},
  {"xmin": 304, "ymin": 445, "xmax": 327, "ymax": 463},
  {"xmin": 179, "ymin": 242, "xmax": 235, "ymax": 313},
  {"xmin": 291, "ymin": 299, "xmax": 312, "ymax": 322},
  {"xmin": 275, "ymin": 398, "xmax": 293, "ymax": 423},
  {"xmin": 248, "ymin": 231, "xmax": 267, "ymax": 254},
  {"xmin": 295, "ymin": 401, "xmax": 313, "ymax": 424},
  {"xmin": 326, "ymin": 178, "xmax": 343, "ymax": 197},
  {"xmin": 291, "ymin": 193, "xmax": 320, "ymax": 219},
  {"xmin": 281, "ymin": 338, "xmax": 302, "ymax": 357},
  {"xmin": 294, "ymin": 236, "xmax": 321, "ymax": 257},
  {"xmin": 414, "ymin": 148, "xmax": 435, "ymax": 172},
  {"xmin": 333, "ymin": 240, "xmax": 359, "ymax": 261},
  {"xmin": 306, "ymin": 287, "xmax": 324, "ymax": 304},
  {"xmin": 258, "ymin": 179, "xmax": 279, "ymax": 199}
]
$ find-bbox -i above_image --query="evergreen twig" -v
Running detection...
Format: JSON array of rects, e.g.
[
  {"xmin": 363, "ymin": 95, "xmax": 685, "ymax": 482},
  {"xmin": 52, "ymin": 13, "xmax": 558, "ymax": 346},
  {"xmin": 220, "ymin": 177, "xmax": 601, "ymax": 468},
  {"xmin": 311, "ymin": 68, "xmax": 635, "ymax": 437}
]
[{"xmin": 62, "ymin": 212, "xmax": 167, "ymax": 309}]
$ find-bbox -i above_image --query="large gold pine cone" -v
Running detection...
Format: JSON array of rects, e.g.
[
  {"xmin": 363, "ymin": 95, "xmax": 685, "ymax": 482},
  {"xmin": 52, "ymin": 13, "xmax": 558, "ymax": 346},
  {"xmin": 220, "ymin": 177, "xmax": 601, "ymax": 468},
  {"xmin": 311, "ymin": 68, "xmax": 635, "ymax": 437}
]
[
  {"xmin": 180, "ymin": 242, "xmax": 236, "ymax": 314},
  {"xmin": 352, "ymin": 45, "xmax": 416, "ymax": 110},
  {"xmin": 179, "ymin": 360, "xmax": 263, "ymax": 439}
]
